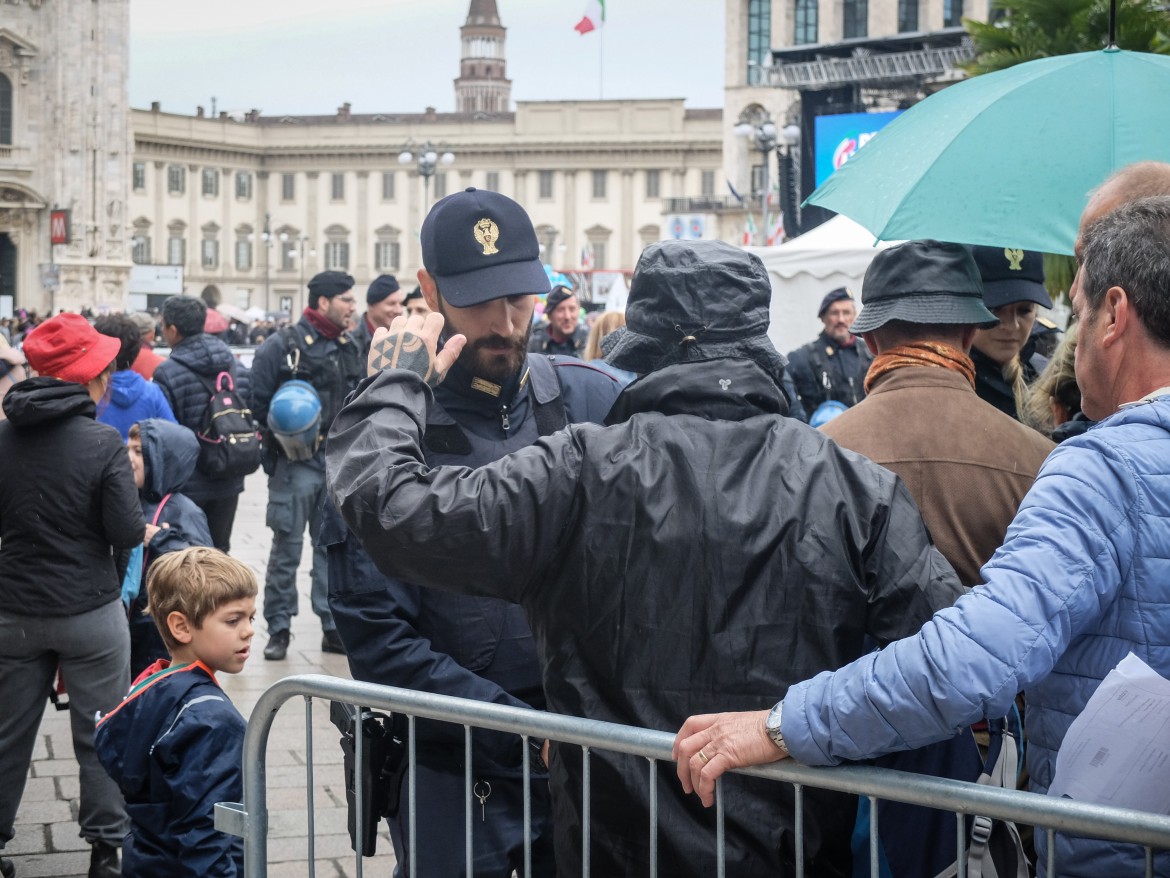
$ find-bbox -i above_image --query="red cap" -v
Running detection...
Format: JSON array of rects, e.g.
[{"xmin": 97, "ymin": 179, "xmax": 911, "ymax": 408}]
[{"xmin": 23, "ymin": 313, "xmax": 121, "ymax": 384}]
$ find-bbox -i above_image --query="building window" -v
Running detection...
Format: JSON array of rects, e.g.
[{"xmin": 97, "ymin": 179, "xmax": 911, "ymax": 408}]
[
  {"xmin": 374, "ymin": 225, "xmax": 401, "ymax": 272},
  {"xmin": 747, "ymin": 0, "xmax": 772, "ymax": 81},
  {"xmin": 585, "ymin": 225, "xmax": 611, "ymax": 270},
  {"xmin": 201, "ymin": 238, "xmax": 219, "ymax": 269},
  {"xmin": 538, "ymin": 170, "xmax": 554, "ymax": 199},
  {"xmin": 899, "ymin": 0, "xmax": 919, "ymax": 31},
  {"xmin": 943, "ymin": 0, "xmax": 963, "ymax": 26},
  {"xmin": 645, "ymin": 170, "xmax": 661, "ymax": 199},
  {"xmin": 201, "ymin": 168, "xmax": 219, "ymax": 197},
  {"xmin": 794, "ymin": 0, "xmax": 818, "ymax": 44},
  {"xmin": 236, "ymin": 172, "xmax": 253, "ymax": 200},
  {"xmin": 324, "ymin": 225, "xmax": 350, "ymax": 271},
  {"xmin": 750, "ymin": 164, "xmax": 765, "ymax": 198},
  {"xmin": 592, "ymin": 242, "xmax": 607, "ymax": 270},
  {"xmin": 843, "ymin": 0, "xmax": 868, "ymax": 38},
  {"xmin": 592, "ymin": 170, "xmax": 607, "ymax": 200},
  {"xmin": 331, "ymin": 173, "xmax": 345, "ymax": 201},
  {"xmin": 485, "ymin": 171, "xmax": 500, "ymax": 192},
  {"xmin": 381, "ymin": 171, "xmax": 395, "ymax": 200},
  {"xmin": 167, "ymin": 223, "xmax": 187, "ymax": 266},
  {"xmin": 433, "ymin": 172, "xmax": 449, "ymax": 200},
  {"xmin": 281, "ymin": 173, "xmax": 295, "ymax": 201},
  {"xmin": 0, "ymin": 73, "xmax": 11, "ymax": 145},
  {"xmin": 701, "ymin": 170, "xmax": 716, "ymax": 197},
  {"xmin": 133, "ymin": 162, "xmax": 147, "ymax": 192},
  {"xmin": 167, "ymin": 165, "xmax": 186, "ymax": 195},
  {"xmin": 132, "ymin": 219, "xmax": 152, "ymax": 264},
  {"xmin": 638, "ymin": 224, "xmax": 661, "ymax": 248},
  {"xmin": 232, "ymin": 224, "xmax": 251, "ymax": 270},
  {"xmin": 276, "ymin": 229, "xmax": 299, "ymax": 271}
]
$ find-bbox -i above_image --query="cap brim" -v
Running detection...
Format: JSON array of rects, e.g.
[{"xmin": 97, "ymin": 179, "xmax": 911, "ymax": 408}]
[
  {"xmin": 850, "ymin": 294, "xmax": 1000, "ymax": 334},
  {"xmin": 981, "ymin": 278, "xmax": 1053, "ymax": 310},
  {"xmin": 433, "ymin": 258, "xmax": 551, "ymax": 307}
]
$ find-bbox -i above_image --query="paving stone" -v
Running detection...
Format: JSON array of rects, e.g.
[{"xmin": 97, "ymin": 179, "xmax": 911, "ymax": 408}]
[
  {"xmin": 0, "ymin": 851, "xmax": 89, "ymax": 877},
  {"xmin": 16, "ymin": 777, "xmax": 59, "ymax": 803},
  {"xmin": 29, "ymin": 759, "xmax": 80, "ymax": 778},
  {"xmin": 47, "ymin": 822, "xmax": 89, "ymax": 852}
]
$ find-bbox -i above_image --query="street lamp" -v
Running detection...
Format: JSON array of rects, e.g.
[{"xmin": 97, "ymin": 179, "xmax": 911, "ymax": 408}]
[
  {"xmin": 398, "ymin": 143, "xmax": 455, "ymax": 213},
  {"xmin": 295, "ymin": 235, "xmax": 314, "ymax": 313},
  {"xmin": 777, "ymin": 123, "xmax": 803, "ymax": 241},
  {"xmin": 734, "ymin": 116, "xmax": 779, "ymax": 245}
]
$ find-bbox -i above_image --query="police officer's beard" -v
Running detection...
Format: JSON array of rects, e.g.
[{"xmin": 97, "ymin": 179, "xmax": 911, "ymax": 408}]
[{"xmin": 457, "ymin": 325, "xmax": 532, "ymax": 382}]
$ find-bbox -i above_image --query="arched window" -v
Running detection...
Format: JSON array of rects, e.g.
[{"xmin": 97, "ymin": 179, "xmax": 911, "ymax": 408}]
[{"xmin": 0, "ymin": 73, "xmax": 12, "ymax": 145}]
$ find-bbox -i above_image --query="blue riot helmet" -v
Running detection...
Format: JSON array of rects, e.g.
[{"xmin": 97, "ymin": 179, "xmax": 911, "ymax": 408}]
[
  {"xmin": 267, "ymin": 379, "xmax": 322, "ymax": 461},
  {"xmin": 809, "ymin": 399, "xmax": 848, "ymax": 429}
]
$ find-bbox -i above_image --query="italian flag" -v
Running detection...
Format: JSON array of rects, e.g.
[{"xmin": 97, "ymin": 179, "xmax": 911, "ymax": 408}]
[{"xmin": 575, "ymin": 0, "xmax": 605, "ymax": 34}]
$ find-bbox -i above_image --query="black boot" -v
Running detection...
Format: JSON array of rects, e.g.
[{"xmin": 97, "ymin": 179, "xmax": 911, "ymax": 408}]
[
  {"xmin": 1, "ymin": 855, "xmax": 15, "ymax": 878},
  {"xmin": 264, "ymin": 629, "xmax": 291, "ymax": 661},
  {"xmin": 88, "ymin": 842, "xmax": 120, "ymax": 878}
]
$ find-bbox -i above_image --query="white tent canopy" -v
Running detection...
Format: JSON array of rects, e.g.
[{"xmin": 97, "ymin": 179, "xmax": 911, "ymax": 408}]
[{"xmin": 748, "ymin": 215, "xmax": 902, "ymax": 356}]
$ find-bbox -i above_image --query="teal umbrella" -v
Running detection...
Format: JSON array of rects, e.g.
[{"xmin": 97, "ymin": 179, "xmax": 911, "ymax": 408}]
[{"xmin": 806, "ymin": 48, "xmax": 1170, "ymax": 255}]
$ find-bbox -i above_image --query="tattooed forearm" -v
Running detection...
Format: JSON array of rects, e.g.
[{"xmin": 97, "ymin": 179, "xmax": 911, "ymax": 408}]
[{"xmin": 368, "ymin": 330, "xmax": 443, "ymax": 385}]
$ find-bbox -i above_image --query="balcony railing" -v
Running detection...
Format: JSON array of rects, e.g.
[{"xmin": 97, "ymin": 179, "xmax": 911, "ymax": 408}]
[{"xmin": 663, "ymin": 196, "xmax": 746, "ymax": 214}]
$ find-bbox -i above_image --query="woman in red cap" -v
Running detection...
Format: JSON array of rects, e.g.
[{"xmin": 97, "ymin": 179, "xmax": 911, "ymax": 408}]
[{"xmin": 0, "ymin": 313, "xmax": 144, "ymax": 878}]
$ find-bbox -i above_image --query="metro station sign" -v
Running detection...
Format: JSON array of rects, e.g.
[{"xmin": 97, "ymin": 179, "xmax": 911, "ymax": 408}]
[{"xmin": 50, "ymin": 209, "xmax": 70, "ymax": 245}]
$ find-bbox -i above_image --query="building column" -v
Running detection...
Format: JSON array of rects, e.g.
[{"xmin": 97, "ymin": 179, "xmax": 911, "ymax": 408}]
[
  {"xmin": 187, "ymin": 164, "xmax": 199, "ymax": 282},
  {"xmin": 406, "ymin": 171, "xmax": 420, "ymax": 276},
  {"xmin": 355, "ymin": 170, "xmax": 370, "ymax": 281},
  {"xmin": 305, "ymin": 171, "xmax": 320, "ymax": 283},
  {"xmin": 563, "ymin": 171, "xmax": 577, "ymax": 267},
  {"xmin": 671, "ymin": 168, "xmax": 686, "ymax": 199},
  {"xmin": 153, "ymin": 161, "xmax": 165, "ymax": 263},
  {"xmin": 513, "ymin": 170, "xmax": 529, "ymax": 208},
  {"xmin": 620, "ymin": 169, "xmax": 634, "ymax": 270}
]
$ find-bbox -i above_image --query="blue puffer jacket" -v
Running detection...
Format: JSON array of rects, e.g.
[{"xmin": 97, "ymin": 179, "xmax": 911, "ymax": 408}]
[
  {"xmin": 95, "ymin": 660, "xmax": 245, "ymax": 878},
  {"xmin": 154, "ymin": 334, "xmax": 252, "ymax": 502},
  {"xmin": 783, "ymin": 395, "xmax": 1170, "ymax": 877},
  {"xmin": 98, "ymin": 369, "xmax": 176, "ymax": 440}
]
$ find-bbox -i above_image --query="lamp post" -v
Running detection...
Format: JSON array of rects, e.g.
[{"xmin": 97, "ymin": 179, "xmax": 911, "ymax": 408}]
[
  {"xmin": 777, "ymin": 123, "xmax": 803, "ymax": 241},
  {"xmin": 734, "ymin": 116, "xmax": 779, "ymax": 245},
  {"xmin": 261, "ymin": 213, "xmax": 272, "ymax": 311},
  {"xmin": 398, "ymin": 143, "xmax": 455, "ymax": 214},
  {"xmin": 297, "ymin": 235, "xmax": 313, "ymax": 313}
]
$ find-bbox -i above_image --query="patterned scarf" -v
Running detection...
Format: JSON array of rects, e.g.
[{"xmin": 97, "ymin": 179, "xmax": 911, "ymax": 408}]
[
  {"xmin": 302, "ymin": 306, "xmax": 342, "ymax": 341},
  {"xmin": 864, "ymin": 341, "xmax": 975, "ymax": 393}
]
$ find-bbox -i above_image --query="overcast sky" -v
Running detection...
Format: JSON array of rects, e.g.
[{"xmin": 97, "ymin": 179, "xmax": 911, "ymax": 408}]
[{"xmin": 129, "ymin": 0, "xmax": 726, "ymax": 117}]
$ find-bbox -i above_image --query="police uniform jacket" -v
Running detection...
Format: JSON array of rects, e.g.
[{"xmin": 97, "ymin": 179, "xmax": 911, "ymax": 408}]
[
  {"xmin": 785, "ymin": 331, "xmax": 873, "ymax": 419},
  {"xmin": 323, "ymin": 354, "xmax": 622, "ymax": 778},
  {"xmin": 327, "ymin": 356, "xmax": 963, "ymax": 878},
  {"xmin": 528, "ymin": 323, "xmax": 588, "ymax": 358}
]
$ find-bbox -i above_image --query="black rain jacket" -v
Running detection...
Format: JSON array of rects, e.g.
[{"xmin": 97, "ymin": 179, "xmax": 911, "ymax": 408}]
[
  {"xmin": 327, "ymin": 357, "xmax": 963, "ymax": 878},
  {"xmin": 0, "ymin": 377, "xmax": 144, "ymax": 615}
]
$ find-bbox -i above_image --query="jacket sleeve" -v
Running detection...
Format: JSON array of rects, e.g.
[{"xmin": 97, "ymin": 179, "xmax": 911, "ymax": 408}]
[
  {"xmin": 782, "ymin": 438, "xmax": 1137, "ymax": 767},
  {"xmin": 327, "ymin": 534, "xmax": 541, "ymax": 766},
  {"xmin": 102, "ymin": 435, "xmax": 147, "ymax": 550},
  {"xmin": 150, "ymin": 497, "xmax": 213, "ymax": 554},
  {"xmin": 152, "ymin": 385, "xmax": 177, "ymax": 425},
  {"xmin": 327, "ymin": 370, "xmax": 582, "ymax": 605},
  {"xmin": 154, "ymin": 362, "xmax": 179, "ymax": 414},
  {"xmin": 154, "ymin": 701, "xmax": 245, "ymax": 877},
  {"xmin": 248, "ymin": 335, "xmax": 283, "ymax": 426},
  {"xmin": 784, "ymin": 347, "xmax": 817, "ymax": 420}
]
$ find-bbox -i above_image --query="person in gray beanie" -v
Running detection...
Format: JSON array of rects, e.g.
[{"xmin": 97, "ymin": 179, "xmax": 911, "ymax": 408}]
[{"xmin": 327, "ymin": 238, "xmax": 961, "ymax": 877}]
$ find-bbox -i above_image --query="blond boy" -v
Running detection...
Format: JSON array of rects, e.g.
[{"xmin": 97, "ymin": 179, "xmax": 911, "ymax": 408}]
[{"xmin": 95, "ymin": 548, "xmax": 255, "ymax": 878}]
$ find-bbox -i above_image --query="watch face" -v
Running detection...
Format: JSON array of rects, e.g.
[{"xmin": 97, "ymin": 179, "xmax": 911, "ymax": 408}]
[{"xmin": 767, "ymin": 703, "xmax": 783, "ymax": 731}]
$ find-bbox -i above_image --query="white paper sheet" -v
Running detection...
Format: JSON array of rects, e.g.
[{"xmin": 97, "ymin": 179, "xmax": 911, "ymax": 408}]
[{"xmin": 1048, "ymin": 652, "xmax": 1170, "ymax": 813}]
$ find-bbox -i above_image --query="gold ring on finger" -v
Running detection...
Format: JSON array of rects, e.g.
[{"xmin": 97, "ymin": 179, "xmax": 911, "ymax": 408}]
[{"xmin": 698, "ymin": 749, "xmax": 710, "ymax": 764}]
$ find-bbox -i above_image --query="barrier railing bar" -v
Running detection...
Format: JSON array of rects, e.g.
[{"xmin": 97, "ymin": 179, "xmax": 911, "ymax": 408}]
[
  {"xmin": 582, "ymin": 745, "xmax": 592, "ymax": 878},
  {"xmin": 344, "ymin": 699, "xmax": 354, "ymax": 878},
  {"xmin": 1046, "ymin": 827, "xmax": 1055, "ymax": 877},
  {"xmin": 648, "ymin": 757, "xmax": 658, "ymax": 878},
  {"xmin": 464, "ymin": 724, "xmax": 473, "ymax": 878},
  {"xmin": 956, "ymin": 812, "xmax": 966, "ymax": 878},
  {"xmin": 715, "ymin": 777, "xmax": 726, "ymax": 878},
  {"xmin": 407, "ymin": 714, "xmax": 417, "ymax": 878},
  {"xmin": 794, "ymin": 783, "xmax": 804, "ymax": 877},
  {"xmin": 522, "ymin": 734, "xmax": 533, "ymax": 878},
  {"xmin": 1147, "ymin": 846, "xmax": 1154, "ymax": 878},
  {"xmin": 304, "ymin": 696, "xmax": 317, "ymax": 878},
  {"xmin": 228, "ymin": 676, "xmax": 1170, "ymax": 878},
  {"xmin": 869, "ymin": 796, "xmax": 879, "ymax": 878}
]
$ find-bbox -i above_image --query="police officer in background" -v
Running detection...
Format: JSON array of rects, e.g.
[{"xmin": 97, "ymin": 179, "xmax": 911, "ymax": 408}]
[
  {"xmin": 323, "ymin": 188, "xmax": 622, "ymax": 876},
  {"xmin": 351, "ymin": 274, "xmax": 406, "ymax": 358},
  {"xmin": 785, "ymin": 287, "xmax": 874, "ymax": 420},
  {"xmin": 251, "ymin": 271, "xmax": 364, "ymax": 660},
  {"xmin": 528, "ymin": 285, "xmax": 587, "ymax": 357}
]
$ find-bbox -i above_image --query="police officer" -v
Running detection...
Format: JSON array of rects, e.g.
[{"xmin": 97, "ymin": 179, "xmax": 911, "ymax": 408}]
[
  {"xmin": 351, "ymin": 274, "xmax": 406, "ymax": 359},
  {"xmin": 785, "ymin": 287, "xmax": 874, "ymax": 420},
  {"xmin": 528, "ymin": 285, "xmax": 588, "ymax": 357},
  {"xmin": 251, "ymin": 271, "xmax": 364, "ymax": 660},
  {"xmin": 323, "ymin": 189, "xmax": 622, "ymax": 876}
]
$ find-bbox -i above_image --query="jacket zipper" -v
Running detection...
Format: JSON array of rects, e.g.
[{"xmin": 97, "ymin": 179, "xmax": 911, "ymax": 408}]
[{"xmin": 499, "ymin": 405, "xmax": 511, "ymax": 434}]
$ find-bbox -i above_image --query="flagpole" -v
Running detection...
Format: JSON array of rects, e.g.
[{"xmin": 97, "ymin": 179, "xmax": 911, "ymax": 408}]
[{"xmin": 598, "ymin": 26, "xmax": 604, "ymax": 99}]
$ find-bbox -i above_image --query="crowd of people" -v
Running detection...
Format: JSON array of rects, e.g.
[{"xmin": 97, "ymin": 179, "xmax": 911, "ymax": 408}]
[{"xmin": 0, "ymin": 162, "xmax": 1168, "ymax": 878}]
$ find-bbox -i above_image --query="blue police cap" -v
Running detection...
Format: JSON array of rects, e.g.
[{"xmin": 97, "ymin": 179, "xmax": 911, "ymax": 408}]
[{"xmin": 421, "ymin": 188, "xmax": 551, "ymax": 307}]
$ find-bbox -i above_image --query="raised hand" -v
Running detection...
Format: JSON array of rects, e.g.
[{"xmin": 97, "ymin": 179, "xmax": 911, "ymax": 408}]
[{"xmin": 367, "ymin": 312, "xmax": 466, "ymax": 387}]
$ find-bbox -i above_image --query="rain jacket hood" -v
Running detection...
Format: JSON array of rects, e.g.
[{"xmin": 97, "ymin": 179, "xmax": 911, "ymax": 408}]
[
  {"xmin": 138, "ymin": 418, "xmax": 199, "ymax": 500},
  {"xmin": 2, "ymin": 376, "xmax": 95, "ymax": 427},
  {"xmin": 110, "ymin": 369, "xmax": 149, "ymax": 407}
]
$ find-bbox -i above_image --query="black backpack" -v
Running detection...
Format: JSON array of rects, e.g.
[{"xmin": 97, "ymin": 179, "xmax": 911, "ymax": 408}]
[{"xmin": 196, "ymin": 370, "xmax": 262, "ymax": 479}]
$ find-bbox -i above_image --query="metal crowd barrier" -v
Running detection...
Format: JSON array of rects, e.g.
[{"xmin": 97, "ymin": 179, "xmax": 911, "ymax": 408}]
[{"xmin": 215, "ymin": 674, "xmax": 1170, "ymax": 878}]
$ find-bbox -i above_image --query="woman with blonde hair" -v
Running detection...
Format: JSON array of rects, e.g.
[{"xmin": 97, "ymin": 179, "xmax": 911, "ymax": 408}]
[{"xmin": 583, "ymin": 310, "xmax": 627, "ymax": 362}]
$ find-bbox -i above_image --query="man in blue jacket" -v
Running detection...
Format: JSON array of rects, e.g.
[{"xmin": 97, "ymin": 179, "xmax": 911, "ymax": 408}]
[
  {"xmin": 675, "ymin": 167, "xmax": 1170, "ymax": 878},
  {"xmin": 324, "ymin": 188, "xmax": 622, "ymax": 877}
]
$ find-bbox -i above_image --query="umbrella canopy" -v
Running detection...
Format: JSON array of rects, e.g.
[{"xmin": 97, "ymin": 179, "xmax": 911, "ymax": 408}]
[
  {"xmin": 806, "ymin": 49, "xmax": 1170, "ymax": 255},
  {"xmin": 204, "ymin": 308, "xmax": 229, "ymax": 334},
  {"xmin": 216, "ymin": 303, "xmax": 249, "ymax": 323}
]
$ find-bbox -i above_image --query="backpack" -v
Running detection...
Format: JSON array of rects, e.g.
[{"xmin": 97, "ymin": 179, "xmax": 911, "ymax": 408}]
[{"xmin": 196, "ymin": 370, "xmax": 262, "ymax": 479}]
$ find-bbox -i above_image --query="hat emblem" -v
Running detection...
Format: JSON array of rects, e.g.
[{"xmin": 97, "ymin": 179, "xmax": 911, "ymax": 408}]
[
  {"xmin": 474, "ymin": 218, "xmax": 500, "ymax": 256},
  {"xmin": 719, "ymin": 378, "xmax": 731, "ymax": 391},
  {"xmin": 1004, "ymin": 248, "xmax": 1025, "ymax": 271}
]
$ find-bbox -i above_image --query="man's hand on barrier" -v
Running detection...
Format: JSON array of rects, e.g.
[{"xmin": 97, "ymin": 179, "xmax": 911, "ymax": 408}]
[
  {"xmin": 672, "ymin": 710, "xmax": 788, "ymax": 808},
  {"xmin": 368, "ymin": 312, "xmax": 466, "ymax": 386}
]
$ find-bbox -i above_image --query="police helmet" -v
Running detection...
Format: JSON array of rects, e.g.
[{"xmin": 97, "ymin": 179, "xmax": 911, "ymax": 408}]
[
  {"xmin": 267, "ymin": 380, "xmax": 322, "ymax": 461},
  {"xmin": 809, "ymin": 399, "xmax": 848, "ymax": 428}
]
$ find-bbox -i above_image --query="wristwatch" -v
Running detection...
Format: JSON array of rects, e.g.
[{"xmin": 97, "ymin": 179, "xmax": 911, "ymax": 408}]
[{"xmin": 764, "ymin": 701, "xmax": 789, "ymax": 755}]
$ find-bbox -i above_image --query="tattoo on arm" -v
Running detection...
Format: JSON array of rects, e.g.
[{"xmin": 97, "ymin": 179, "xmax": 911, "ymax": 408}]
[{"xmin": 369, "ymin": 330, "xmax": 440, "ymax": 386}]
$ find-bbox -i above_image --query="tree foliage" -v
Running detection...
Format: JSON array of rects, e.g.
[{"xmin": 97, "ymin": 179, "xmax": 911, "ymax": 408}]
[{"xmin": 966, "ymin": 0, "xmax": 1170, "ymax": 76}]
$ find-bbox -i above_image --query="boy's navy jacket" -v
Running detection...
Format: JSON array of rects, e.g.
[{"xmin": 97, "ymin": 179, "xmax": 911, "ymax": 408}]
[
  {"xmin": 138, "ymin": 418, "xmax": 212, "ymax": 554},
  {"xmin": 95, "ymin": 659, "xmax": 245, "ymax": 878}
]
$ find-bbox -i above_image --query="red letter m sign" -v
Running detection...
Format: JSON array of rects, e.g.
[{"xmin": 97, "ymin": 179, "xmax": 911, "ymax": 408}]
[{"xmin": 50, "ymin": 209, "xmax": 70, "ymax": 245}]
